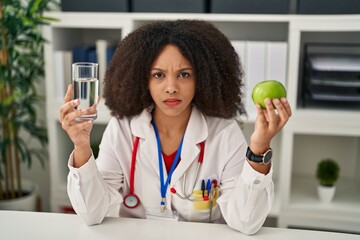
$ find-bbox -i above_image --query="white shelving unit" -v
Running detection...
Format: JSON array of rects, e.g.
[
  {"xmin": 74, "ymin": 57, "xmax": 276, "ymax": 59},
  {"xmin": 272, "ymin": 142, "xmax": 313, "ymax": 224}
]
[
  {"xmin": 278, "ymin": 16, "xmax": 360, "ymax": 233},
  {"xmin": 43, "ymin": 12, "xmax": 360, "ymax": 232}
]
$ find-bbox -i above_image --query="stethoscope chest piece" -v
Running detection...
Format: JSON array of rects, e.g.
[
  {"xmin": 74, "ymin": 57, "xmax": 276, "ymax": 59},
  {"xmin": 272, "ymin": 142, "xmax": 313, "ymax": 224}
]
[{"xmin": 124, "ymin": 193, "xmax": 140, "ymax": 209}]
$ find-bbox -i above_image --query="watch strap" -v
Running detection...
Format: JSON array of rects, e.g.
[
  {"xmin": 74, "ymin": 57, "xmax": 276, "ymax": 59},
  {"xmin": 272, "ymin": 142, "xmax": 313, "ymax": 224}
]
[
  {"xmin": 246, "ymin": 147, "xmax": 263, "ymax": 163},
  {"xmin": 246, "ymin": 147, "xmax": 272, "ymax": 164}
]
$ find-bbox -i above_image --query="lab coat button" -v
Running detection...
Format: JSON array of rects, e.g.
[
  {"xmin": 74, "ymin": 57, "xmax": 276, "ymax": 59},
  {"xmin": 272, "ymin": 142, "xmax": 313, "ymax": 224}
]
[
  {"xmin": 254, "ymin": 179, "xmax": 261, "ymax": 184},
  {"xmin": 73, "ymin": 173, "xmax": 78, "ymax": 179}
]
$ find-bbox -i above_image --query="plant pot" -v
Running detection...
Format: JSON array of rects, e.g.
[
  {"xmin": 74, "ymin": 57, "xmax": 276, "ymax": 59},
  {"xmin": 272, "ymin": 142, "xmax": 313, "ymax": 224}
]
[
  {"xmin": 317, "ymin": 185, "xmax": 335, "ymax": 203},
  {"xmin": 0, "ymin": 179, "xmax": 39, "ymax": 211}
]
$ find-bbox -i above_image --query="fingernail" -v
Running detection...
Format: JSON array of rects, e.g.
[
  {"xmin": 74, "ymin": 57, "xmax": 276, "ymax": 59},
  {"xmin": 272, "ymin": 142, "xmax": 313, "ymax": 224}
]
[
  {"xmin": 281, "ymin": 98, "xmax": 287, "ymax": 103},
  {"xmin": 265, "ymin": 98, "xmax": 271, "ymax": 104},
  {"xmin": 81, "ymin": 109, "xmax": 87, "ymax": 113},
  {"xmin": 72, "ymin": 99, "xmax": 79, "ymax": 105},
  {"xmin": 273, "ymin": 98, "xmax": 280, "ymax": 104}
]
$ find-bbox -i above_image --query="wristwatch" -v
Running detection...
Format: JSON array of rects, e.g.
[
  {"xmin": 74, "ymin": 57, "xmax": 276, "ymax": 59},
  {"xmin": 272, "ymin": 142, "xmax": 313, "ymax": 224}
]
[{"xmin": 246, "ymin": 147, "xmax": 272, "ymax": 165}]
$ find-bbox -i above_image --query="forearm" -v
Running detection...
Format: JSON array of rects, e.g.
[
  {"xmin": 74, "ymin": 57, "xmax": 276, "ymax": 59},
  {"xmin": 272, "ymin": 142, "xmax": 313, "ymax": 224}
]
[{"xmin": 73, "ymin": 143, "xmax": 92, "ymax": 168}]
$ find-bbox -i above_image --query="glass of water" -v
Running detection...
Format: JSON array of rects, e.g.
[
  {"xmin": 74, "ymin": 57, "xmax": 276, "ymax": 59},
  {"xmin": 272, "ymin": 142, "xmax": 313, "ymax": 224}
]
[{"xmin": 72, "ymin": 62, "xmax": 99, "ymax": 122}]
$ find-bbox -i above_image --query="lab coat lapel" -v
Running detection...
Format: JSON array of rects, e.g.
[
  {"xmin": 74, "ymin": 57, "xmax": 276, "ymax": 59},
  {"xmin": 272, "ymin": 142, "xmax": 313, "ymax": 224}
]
[
  {"xmin": 130, "ymin": 107, "xmax": 208, "ymax": 184},
  {"xmin": 170, "ymin": 107, "xmax": 208, "ymax": 187},
  {"xmin": 130, "ymin": 109, "xmax": 163, "ymax": 178}
]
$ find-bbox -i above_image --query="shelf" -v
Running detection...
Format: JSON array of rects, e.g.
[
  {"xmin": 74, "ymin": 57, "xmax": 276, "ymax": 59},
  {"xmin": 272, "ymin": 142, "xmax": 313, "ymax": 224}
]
[
  {"xmin": 286, "ymin": 109, "xmax": 360, "ymax": 136},
  {"xmin": 279, "ymin": 175, "xmax": 360, "ymax": 233},
  {"xmin": 290, "ymin": 176, "xmax": 360, "ymax": 216}
]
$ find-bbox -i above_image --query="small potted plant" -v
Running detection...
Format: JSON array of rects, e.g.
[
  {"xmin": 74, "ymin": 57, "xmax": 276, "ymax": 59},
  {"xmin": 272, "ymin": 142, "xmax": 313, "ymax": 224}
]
[{"xmin": 316, "ymin": 158, "xmax": 340, "ymax": 203}]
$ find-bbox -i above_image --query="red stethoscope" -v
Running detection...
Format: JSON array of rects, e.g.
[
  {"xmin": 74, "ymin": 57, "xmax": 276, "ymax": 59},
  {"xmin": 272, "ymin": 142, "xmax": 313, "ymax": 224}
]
[{"xmin": 123, "ymin": 136, "xmax": 205, "ymax": 209}]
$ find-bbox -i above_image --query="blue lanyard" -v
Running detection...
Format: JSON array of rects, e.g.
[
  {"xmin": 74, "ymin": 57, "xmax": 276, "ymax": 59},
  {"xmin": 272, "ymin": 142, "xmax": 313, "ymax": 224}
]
[{"xmin": 151, "ymin": 119, "xmax": 184, "ymax": 211}]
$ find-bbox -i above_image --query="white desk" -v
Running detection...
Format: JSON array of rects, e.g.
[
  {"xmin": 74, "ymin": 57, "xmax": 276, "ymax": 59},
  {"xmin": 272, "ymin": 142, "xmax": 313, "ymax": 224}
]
[{"xmin": 0, "ymin": 210, "xmax": 359, "ymax": 240}]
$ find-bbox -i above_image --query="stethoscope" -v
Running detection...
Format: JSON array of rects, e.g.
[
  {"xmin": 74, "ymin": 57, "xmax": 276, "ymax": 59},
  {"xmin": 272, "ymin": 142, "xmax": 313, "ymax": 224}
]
[
  {"xmin": 169, "ymin": 141, "xmax": 204, "ymax": 201},
  {"xmin": 123, "ymin": 121, "xmax": 205, "ymax": 210}
]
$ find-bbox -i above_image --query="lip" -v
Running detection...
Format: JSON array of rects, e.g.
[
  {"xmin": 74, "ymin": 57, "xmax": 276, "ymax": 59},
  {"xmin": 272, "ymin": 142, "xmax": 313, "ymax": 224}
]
[{"xmin": 163, "ymin": 98, "xmax": 181, "ymax": 106}]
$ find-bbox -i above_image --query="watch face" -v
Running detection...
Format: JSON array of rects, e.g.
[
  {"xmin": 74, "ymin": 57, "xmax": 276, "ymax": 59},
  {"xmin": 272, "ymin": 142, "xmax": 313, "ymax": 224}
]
[{"xmin": 264, "ymin": 150, "xmax": 273, "ymax": 164}]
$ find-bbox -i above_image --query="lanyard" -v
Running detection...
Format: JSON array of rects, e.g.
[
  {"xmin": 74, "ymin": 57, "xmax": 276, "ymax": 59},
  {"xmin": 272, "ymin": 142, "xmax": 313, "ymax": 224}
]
[{"xmin": 151, "ymin": 119, "xmax": 184, "ymax": 212}]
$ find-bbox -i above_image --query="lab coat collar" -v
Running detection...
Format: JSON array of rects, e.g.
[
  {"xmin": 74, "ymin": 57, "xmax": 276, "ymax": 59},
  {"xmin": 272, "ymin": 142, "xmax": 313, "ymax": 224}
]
[
  {"xmin": 130, "ymin": 106, "xmax": 208, "ymax": 184},
  {"xmin": 130, "ymin": 106, "xmax": 208, "ymax": 144}
]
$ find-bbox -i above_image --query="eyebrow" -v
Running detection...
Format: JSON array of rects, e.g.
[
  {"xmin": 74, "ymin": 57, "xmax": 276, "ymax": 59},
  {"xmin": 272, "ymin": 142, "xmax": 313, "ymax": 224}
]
[{"xmin": 151, "ymin": 67, "xmax": 193, "ymax": 72}]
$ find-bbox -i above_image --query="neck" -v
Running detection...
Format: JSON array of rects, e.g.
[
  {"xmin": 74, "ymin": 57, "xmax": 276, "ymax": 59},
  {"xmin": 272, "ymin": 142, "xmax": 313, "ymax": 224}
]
[{"xmin": 152, "ymin": 107, "xmax": 192, "ymax": 137}]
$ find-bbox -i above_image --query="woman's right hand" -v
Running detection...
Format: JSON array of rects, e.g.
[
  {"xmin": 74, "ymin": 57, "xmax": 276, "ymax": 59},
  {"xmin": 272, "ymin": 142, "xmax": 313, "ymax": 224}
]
[{"xmin": 59, "ymin": 85, "xmax": 96, "ymax": 167}]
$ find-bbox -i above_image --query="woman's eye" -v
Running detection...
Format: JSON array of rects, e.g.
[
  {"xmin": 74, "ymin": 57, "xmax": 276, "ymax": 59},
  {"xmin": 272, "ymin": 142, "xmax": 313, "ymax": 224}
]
[
  {"xmin": 153, "ymin": 72, "xmax": 164, "ymax": 78},
  {"xmin": 179, "ymin": 72, "xmax": 190, "ymax": 78}
]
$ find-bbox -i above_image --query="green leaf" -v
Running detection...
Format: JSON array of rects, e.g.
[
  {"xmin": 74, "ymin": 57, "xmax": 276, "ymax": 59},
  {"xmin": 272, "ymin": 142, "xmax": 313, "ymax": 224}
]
[
  {"xmin": 0, "ymin": 0, "xmax": 54, "ymax": 191},
  {"xmin": 15, "ymin": 138, "xmax": 32, "ymax": 167}
]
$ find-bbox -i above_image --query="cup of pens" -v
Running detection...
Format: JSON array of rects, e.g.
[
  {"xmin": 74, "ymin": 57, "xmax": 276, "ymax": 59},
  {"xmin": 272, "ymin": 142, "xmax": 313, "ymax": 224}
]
[{"xmin": 72, "ymin": 62, "xmax": 99, "ymax": 122}]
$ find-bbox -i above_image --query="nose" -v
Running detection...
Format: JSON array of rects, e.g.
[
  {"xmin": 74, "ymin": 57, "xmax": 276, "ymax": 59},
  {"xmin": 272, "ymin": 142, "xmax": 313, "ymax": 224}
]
[{"xmin": 165, "ymin": 75, "xmax": 178, "ymax": 95}]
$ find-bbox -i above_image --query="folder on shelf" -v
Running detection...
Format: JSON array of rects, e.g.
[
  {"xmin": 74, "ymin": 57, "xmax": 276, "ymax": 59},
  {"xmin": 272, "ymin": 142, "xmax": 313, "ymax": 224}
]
[
  {"xmin": 96, "ymin": 40, "xmax": 117, "ymax": 96},
  {"xmin": 231, "ymin": 40, "xmax": 246, "ymax": 65},
  {"xmin": 309, "ymin": 55, "xmax": 360, "ymax": 72},
  {"xmin": 266, "ymin": 41, "xmax": 288, "ymax": 87},
  {"xmin": 72, "ymin": 45, "xmax": 96, "ymax": 63},
  {"xmin": 232, "ymin": 40, "xmax": 247, "ymax": 118},
  {"xmin": 54, "ymin": 51, "xmax": 73, "ymax": 101},
  {"xmin": 303, "ymin": 44, "xmax": 360, "ymax": 107},
  {"xmin": 87, "ymin": 49, "xmax": 97, "ymax": 63},
  {"xmin": 245, "ymin": 41, "xmax": 267, "ymax": 120},
  {"xmin": 231, "ymin": 41, "xmax": 288, "ymax": 120},
  {"xmin": 96, "ymin": 39, "xmax": 108, "ymax": 82},
  {"xmin": 107, "ymin": 45, "xmax": 116, "ymax": 65}
]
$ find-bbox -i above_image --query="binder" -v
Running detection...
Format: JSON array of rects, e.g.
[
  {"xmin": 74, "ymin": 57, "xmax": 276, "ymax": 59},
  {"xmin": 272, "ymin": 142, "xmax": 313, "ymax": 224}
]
[
  {"xmin": 266, "ymin": 41, "xmax": 287, "ymax": 88},
  {"xmin": 231, "ymin": 40, "xmax": 288, "ymax": 120},
  {"xmin": 96, "ymin": 39, "xmax": 108, "ymax": 83},
  {"xmin": 54, "ymin": 51, "xmax": 73, "ymax": 101},
  {"xmin": 72, "ymin": 45, "xmax": 95, "ymax": 63},
  {"xmin": 245, "ymin": 41, "xmax": 267, "ymax": 121}
]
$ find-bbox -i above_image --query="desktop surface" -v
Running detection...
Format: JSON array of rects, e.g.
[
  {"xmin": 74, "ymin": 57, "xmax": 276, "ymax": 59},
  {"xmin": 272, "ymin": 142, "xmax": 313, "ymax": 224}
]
[{"xmin": 0, "ymin": 210, "xmax": 359, "ymax": 240}]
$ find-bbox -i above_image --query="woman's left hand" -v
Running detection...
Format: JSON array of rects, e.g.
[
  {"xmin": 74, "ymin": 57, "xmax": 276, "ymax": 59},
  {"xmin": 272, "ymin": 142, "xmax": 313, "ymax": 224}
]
[{"xmin": 250, "ymin": 97, "xmax": 292, "ymax": 154}]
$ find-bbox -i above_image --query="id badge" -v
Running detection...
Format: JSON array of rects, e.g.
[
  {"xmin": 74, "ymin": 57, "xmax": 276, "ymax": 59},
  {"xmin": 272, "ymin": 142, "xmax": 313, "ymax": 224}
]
[{"xmin": 145, "ymin": 208, "xmax": 179, "ymax": 221}]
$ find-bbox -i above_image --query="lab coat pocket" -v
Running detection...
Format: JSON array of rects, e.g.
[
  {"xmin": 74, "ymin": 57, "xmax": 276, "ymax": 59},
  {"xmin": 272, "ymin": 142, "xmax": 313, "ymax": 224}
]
[{"xmin": 192, "ymin": 187, "xmax": 219, "ymax": 210}]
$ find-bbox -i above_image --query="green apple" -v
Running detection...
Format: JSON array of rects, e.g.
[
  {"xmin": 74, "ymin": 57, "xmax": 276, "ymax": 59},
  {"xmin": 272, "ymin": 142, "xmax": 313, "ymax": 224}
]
[{"xmin": 252, "ymin": 80, "xmax": 287, "ymax": 109}]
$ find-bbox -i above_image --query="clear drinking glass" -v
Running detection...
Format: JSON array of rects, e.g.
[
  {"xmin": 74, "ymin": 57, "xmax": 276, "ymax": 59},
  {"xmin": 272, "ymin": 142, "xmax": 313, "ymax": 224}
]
[{"xmin": 72, "ymin": 62, "xmax": 99, "ymax": 122}]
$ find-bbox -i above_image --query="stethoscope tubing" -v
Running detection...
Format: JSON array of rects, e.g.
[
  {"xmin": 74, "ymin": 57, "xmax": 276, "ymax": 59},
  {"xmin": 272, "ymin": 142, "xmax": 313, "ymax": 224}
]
[
  {"xmin": 123, "ymin": 133, "xmax": 206, "ymax": 208},
  {"xmin": 181, "ymin": 162, "xmax": 201, "ymax": 198}
]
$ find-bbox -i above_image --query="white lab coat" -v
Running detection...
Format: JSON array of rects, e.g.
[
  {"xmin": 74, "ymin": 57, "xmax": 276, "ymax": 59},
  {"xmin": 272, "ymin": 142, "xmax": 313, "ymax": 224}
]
[{"xmin": 67, "ymin": 107, "xmax": 274, "ymax": 235}]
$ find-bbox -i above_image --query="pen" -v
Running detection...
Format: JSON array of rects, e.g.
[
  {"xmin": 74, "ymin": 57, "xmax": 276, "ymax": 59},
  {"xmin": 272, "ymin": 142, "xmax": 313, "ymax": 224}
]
[
  {"xmin": 201, "ymin": 179, "xmax": 205, "ymax": 197},
  {"xmin": 209, "ymin": 182, "xmax": 215, "ymax": 223},
  {"xmin": 206, "ymin": 179, "xmax": 211, "ymax": 197},
  {"xmin": 212, "ymin": 179, "xmax": 217, "ymax": 188}
]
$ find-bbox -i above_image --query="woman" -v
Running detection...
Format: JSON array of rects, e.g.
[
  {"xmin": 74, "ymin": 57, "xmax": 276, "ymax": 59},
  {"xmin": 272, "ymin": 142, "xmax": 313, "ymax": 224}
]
[{"xmin": 60, "ymin": 20, "xmax": 291, "ymax": 235}]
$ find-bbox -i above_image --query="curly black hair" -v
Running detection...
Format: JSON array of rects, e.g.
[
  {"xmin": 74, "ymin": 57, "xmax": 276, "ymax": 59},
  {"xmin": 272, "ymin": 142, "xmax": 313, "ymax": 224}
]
[{"xmin": 104, "ymin": 19, "xmax": 244, "ymax": 119}]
